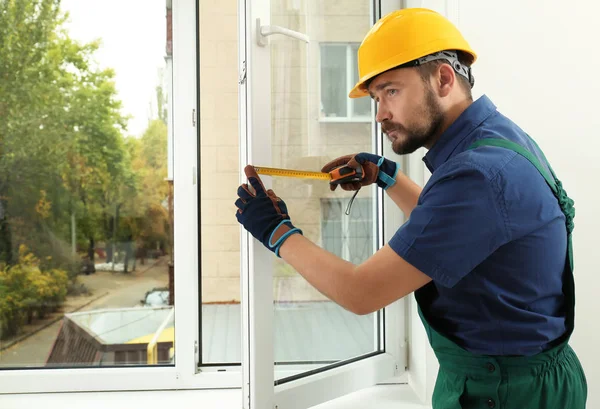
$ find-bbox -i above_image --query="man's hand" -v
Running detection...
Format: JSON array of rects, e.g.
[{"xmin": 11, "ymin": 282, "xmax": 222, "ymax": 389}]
[
  {"xmin": 235, "ymin": 165, "xmax": 302, "ymax": 257},
  {"xmin": 321, "ymin": 153, "xmax": 399, "ymax": 191}
]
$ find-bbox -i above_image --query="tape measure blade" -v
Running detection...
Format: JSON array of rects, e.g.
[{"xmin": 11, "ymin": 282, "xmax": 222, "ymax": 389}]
[{"xmin": 253, "ymin": 166, "xmax": 330, "ymax": 180}]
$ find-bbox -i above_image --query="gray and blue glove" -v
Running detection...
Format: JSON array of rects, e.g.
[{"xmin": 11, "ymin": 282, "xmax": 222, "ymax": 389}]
[
  {"xmin": 321, "ymin": 152, "xmax": 399, "ymax": 191},
  {"xmin": 235, "ymin": 166, "xmax": 302, "ymax": 257}
]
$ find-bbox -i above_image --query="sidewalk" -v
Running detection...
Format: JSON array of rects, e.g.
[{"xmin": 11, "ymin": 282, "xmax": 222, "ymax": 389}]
[{"xmin": 0, "ymin": 257, "xmax": 168, "ymax": 366}]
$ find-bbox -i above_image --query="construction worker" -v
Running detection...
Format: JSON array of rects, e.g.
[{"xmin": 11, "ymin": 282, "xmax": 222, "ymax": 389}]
[{"xmin": 235, "ymin": 8, "xmax": 587, "ymax": 408}]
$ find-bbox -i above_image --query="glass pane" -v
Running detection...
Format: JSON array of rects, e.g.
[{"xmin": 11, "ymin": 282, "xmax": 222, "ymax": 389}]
[
  {"xmin": 0, "ymin": 0, "xmax": 174, "ymax": 368},
  {"xmin": 322, "ymin": 198, "xmax": 373, "ymax": 264},
  {"xmin": 198, "ymin": 1, "xmax": 241, "ymax": 363},
  {"xmin": 321, "ymin": 201, "xmax": 343, "ymax": 258},
  {"xmin": 351, "ymin": 44, "xmax": 372, "ymax": 118},
  {"xmin": 320, "ymin": 44, "xmax": 347, "ymax": 118},
  {"xmin": 270, "ymin": 0, "xmax": 379, "ymax": 382}
]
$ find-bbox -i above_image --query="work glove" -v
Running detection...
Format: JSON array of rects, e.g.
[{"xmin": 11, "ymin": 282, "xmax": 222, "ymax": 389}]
[
  {"xmin": 235, "ymin": 165, "xmax": 303, "ymax": 257},
  {"xmin": 321, "ymin": 152, "xmax": 399, "ymax": 191}
]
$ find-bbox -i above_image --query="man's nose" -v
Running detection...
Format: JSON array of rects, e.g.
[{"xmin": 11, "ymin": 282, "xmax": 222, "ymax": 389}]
[{"xmin": 375, "ymin": 101, "xmax": 391, "ymax": 123}]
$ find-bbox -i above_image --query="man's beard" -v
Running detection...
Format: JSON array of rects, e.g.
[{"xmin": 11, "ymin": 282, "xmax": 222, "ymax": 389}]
[{"xmin": 382, "ymin": 85, "xmax": 445, "ymax": 155}]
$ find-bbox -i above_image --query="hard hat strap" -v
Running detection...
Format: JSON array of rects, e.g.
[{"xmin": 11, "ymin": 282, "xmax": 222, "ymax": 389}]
[
  {"xmin": 364, "ymin": 50, "xmax": 475, "ymax": 93},
  {"xmin": 414, "ymin": 50, "xmax": 475, "ymax": 88}
]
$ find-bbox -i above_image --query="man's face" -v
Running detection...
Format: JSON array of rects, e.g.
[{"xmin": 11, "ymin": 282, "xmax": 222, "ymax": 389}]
[{"xmin": 368, "ymin": 67, "xmax": 445, "ymax": 155}]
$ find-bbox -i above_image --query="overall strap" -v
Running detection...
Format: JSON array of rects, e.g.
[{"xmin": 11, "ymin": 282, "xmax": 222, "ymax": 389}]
[{"xmin": 469, "ymin": 138, "xmax": 557, "ymax": 193}]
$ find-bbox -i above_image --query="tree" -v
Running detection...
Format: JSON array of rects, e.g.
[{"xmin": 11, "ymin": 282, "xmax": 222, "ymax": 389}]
[
  {"xmin": 64, "ymin": 65, "xmax": 134, "ymax": 270},
  {"xmin": 154, "ymin": 68, "xmax": 169, "ymax": 124},
  {"xmin": 0, "ymin": 0, "xmax": 134, "ymax": 278},
  {"xmin": 0, "ymin": 0, "xmax": 73, "ymax": 266},
  {"xmin": 125, "ymin": 119, "xmax": 169, "ymax": 262}
]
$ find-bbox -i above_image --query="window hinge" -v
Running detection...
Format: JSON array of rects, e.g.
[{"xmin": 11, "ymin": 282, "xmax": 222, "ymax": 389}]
[{"xmin": 192, "ymin": 108, "xmax": 196, "ymax": 127}]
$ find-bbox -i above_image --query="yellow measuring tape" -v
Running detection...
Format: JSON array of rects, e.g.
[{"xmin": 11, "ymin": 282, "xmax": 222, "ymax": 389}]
[{"xmin": 253, "ymin": 166, "xmax": 331, "ymax": 181}]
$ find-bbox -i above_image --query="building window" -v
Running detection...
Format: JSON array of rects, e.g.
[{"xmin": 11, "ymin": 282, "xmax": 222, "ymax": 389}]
[
  {"xmin": 321, "ymin": 198, "xmax": 374, "ymax": 264},
  {"xmin": 319, "ymin": 43, "xmax": 372, "ymax": 122}
]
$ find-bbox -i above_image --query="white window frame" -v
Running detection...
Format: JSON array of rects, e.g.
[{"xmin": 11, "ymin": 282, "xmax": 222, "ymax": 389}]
[
  {"xmin": 319, "ymin": 42, "xmax": 372, "ymax": 123},
  {"xmin": 0, "ymin": 0, "xmax": 241, "ymax": 394},
  {"xmin": 240, "ymin": 0, "xmax": 408, "ymax": 408}
]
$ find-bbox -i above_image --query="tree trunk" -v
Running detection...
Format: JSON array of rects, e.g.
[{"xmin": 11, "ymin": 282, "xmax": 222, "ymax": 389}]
[
  {"xmin": 111, "ymin": 204, "xmax": 120, "ymax": 270},
  {"xmin": 86, "ymin": 236, "xmax": 96, "ymax": 274},
  {"xmin": 123, "ymin": 236, "xmax": 132, "ymax": 274},
  {"xmin": 105, "ymin": 214, "xmax": 113, "ymax": 263},
  {"xmin": 0, "ymin": 198, "xmax": 13, "ymax": 265},
  {"xmin": 71, "ymin": 211, "xmax": 76, "ymax": 255}
]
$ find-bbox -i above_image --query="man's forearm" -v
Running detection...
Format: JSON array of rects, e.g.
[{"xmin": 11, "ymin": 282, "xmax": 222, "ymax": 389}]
[
  {"xmin": 387, "ymin": 171, "xmax": 422, "ymax": 217},
  {"xmin": 277, "ymin": 229, "xmax": 431, "ymax": 315},
  {"xmin": 278, "ymin": 234, "xmax": 361, "ymax": 313}
]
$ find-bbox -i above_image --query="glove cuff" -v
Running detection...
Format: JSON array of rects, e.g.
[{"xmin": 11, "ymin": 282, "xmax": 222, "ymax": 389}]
[
  {"xmin": 376, "ymin": 157, "xmax": 399, "ymax": 190},
  {"xmin": 268, "ymin": 219, "xmax": 303, "ymax": 258}
]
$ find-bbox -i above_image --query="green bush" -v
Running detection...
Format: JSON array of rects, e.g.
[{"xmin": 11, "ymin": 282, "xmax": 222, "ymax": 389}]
[{"xmin": 0, "ymin": 245, "xmax": 69, "ymax": 339}]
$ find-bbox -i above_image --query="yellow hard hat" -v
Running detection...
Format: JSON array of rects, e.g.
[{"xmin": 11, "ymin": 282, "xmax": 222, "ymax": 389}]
[{"xmin": 349, "ymin": 8, "xmax": 477, "ymax": 98}]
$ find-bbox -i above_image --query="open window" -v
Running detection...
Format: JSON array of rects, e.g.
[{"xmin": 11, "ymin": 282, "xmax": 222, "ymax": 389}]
[{"xmin": 239, "ymin": 0, "xmax": 406, "ymax": 407}]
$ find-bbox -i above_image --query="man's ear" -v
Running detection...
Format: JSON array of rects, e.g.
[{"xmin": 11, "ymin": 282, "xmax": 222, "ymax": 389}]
[{"xmin": 436, "ymin": 63, "xmax": 455, "ymax": 97}]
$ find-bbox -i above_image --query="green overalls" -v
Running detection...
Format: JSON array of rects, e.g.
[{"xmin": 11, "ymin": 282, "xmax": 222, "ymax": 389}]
[{"xmin": 415, "ymin": 138, "xmax": 587, "ymax": 409}]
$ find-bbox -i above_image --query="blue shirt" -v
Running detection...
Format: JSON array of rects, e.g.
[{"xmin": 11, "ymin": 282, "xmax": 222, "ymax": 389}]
[{"xmin": 389, "ymin": 95, "xmax": 568, "ymax": 356}]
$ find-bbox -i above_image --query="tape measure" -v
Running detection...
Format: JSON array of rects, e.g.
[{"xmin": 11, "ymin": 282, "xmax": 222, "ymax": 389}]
[
  {"xmin": 253, "ymin": 165, "xmax": 364, "ymax": 215},
  {"xmin": 253, "ymin": 166, "xmax": 331, "ymax": 181}
]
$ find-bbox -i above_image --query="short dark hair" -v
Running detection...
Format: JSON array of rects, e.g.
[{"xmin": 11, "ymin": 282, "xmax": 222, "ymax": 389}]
[
  {"xmin": 364, "ymin": 50, "xmax": 474, "ymax": 100},
  {"xmin": 415, "ymin": 51, "xmax": 474, "ymax": 100}
]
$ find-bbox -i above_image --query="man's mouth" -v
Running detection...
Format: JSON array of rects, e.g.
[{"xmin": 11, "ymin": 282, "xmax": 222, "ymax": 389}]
[{"xmin": 386, "ymin": 130, "xmax": 398, "ymax": 141}]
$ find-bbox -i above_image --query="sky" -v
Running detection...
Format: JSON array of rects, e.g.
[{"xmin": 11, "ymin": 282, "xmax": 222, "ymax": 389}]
[{"xmin": 60, "ymin": 0, "xmax": 167, "ymax": 137}]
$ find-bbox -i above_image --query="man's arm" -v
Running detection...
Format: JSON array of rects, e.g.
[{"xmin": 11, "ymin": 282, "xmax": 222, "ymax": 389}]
[
  {"xmin": 386, "ymin": 171, "xmax": 422, "ymax": 218},
  {"xmin": 235, "ymin": 164, "xmax": 430, "ymax": 315},
  {"xmin": 279, "ymin": 234, "xmax": 432, "ymax": 315}
]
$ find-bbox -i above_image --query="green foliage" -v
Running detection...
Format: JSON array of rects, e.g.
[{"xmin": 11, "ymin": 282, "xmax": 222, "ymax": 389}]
[
  {"xmin": 0, "ymin": 245, "xmax": 68, "ymax": 339},
  {"xmin": 0, "ymin": 0, "xmax": 171, "ymax": 265},
  {"xmin": 126, "ymin": 119, "xmax": 169, "ymax": 249},
  {"xmin": 0, "ymin": 0, "xmax": 126, "ymax": 268}
]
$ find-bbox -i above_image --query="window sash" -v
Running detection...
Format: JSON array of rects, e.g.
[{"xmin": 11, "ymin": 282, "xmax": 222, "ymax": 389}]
[{"xmin": 241, "ymin": 0, "xmax": 406, "ymax": 407}]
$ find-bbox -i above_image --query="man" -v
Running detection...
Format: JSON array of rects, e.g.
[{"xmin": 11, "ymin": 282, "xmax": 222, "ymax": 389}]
[{"xmin": 235, "ymin": 8, "xmax": 587, "ymax": 409}]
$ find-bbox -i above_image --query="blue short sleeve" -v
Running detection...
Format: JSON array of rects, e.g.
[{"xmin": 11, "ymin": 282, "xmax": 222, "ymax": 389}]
[{"xmin": 389, "ymin": 163, "xmax": 511, "ymax": 288}]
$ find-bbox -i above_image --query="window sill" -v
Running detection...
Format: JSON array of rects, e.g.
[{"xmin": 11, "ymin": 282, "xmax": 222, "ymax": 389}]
[
  {"xmin": 0, "ymin": 383, "xmax": 429, "ymax": 409},
  {"xmin": 312, "ymin": 383, "xmax": 429, "ymax": 408}
]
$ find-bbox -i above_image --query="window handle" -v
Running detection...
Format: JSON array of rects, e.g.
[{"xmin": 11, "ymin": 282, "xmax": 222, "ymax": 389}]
[{"xmin": 256, "ymin": 18, "xmax": 309, "ymax": 47}]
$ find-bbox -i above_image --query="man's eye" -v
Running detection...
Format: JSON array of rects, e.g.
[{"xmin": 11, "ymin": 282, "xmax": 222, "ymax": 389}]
[{"xmin": 387, "ymin": 89, "xmax": 397, "ymax": 97}]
